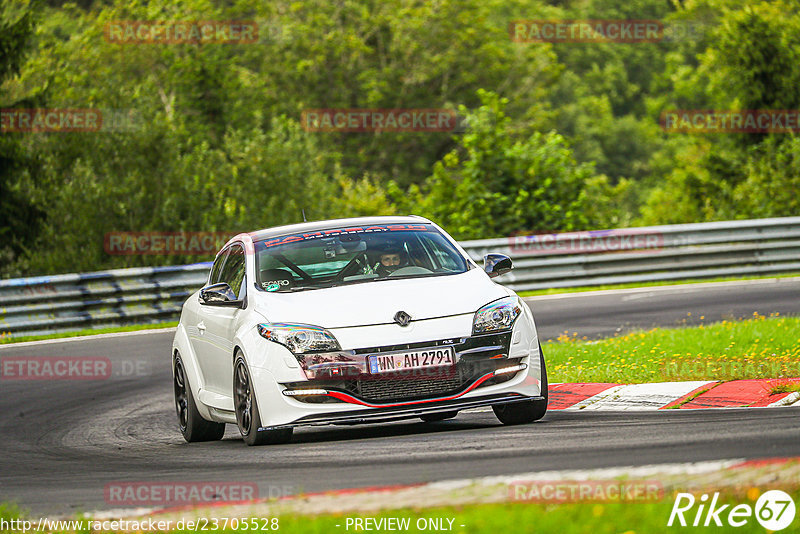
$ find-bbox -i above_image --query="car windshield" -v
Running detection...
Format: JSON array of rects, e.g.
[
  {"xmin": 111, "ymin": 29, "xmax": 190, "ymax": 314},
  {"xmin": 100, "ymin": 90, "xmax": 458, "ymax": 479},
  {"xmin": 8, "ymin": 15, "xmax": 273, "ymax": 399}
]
[{"xmin": 254, "ymin": 223, "xmax": 470, "ymax": 292}]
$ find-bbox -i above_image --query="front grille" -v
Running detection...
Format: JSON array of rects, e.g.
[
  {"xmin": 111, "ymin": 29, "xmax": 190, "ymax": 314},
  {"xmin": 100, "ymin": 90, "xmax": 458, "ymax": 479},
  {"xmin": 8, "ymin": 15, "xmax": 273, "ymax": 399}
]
[
  {"xmin": 358, "ymin": 375, "xmax": 463, "ymax": 402},
  {"xmin": 284, "ymin": 333, "xmax": 517, "ymax": 404}
]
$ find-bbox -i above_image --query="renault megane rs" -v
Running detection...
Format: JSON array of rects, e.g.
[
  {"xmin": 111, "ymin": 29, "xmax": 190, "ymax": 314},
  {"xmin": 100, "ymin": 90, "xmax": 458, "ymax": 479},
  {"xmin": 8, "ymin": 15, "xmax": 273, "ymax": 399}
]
[{"xmin": 172, "ymin": 216, "xmax": 547, "ymax": 445}]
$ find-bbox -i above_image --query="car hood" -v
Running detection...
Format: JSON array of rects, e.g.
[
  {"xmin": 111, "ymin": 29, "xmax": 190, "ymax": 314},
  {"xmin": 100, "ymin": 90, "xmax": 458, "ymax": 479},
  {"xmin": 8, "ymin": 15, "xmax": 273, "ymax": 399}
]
[{"xmin": 251, "ymin": 268, "xmax": 510, "ymax": 329}]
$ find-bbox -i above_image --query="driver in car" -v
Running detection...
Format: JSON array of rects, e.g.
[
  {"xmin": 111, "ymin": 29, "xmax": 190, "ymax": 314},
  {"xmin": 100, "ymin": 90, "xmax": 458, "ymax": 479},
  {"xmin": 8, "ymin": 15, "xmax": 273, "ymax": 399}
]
[{"xmin": 373, "ymin": 243, "xmax": 409, "ymax": 277}]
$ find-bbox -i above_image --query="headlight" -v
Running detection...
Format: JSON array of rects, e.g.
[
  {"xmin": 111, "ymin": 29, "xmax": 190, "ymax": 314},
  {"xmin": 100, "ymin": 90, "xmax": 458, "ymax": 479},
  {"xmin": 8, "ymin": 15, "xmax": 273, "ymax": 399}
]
[
  {"xmin": 473, "ymin": 297, "xmax": 522, "ymax": 334},
  {"xmin": 257, "ymin": 323, "xmax": 340, "ymax": 354}
]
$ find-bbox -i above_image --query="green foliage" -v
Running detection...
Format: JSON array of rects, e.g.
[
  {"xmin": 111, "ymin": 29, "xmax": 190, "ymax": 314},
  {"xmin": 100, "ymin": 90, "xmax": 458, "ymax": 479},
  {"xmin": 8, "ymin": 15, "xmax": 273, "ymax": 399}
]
[
  {"xmin": 25, "ymin": 115, "xmax": 347, "ymax": 273},
  {"xmin": 639, "ymin": 0, "xmax": 800, "ymax": 224},
  {"xmin": 0, "ymin": 1, "xmax": 40, "ymax": 83},
  {"xmin": 708, "ymin": 1, "xmax": 800, "ymax": 112},
  {"xmin": 336, "ymin": 175, "xmax": 398, "ymax": 218},
  {"xmin": 411, "ymin": 91, "xmax": 618, "ymax": 239},
  {"xmin": 734, "ymin": 137, "xmax": 800, "ymax": 218},
  {"xmin": 1, "ymin": 0, "xmax": 799, "ymax": 276},
  {"xmin": 0, "ymin": 0, "xmax": 45, "ymax": 277}
]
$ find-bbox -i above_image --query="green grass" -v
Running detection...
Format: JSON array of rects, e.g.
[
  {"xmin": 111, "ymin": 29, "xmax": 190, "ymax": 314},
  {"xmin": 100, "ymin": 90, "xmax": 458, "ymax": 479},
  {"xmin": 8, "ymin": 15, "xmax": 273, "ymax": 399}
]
[
  {"xmin": 0, "ymin": 502, "xmax": 22, "ymax": 521},
  {"xmin": 6, "ymin": 490, "xmax": 799, "ymax": 534},
  {"xmin": 545, "ymin": 313, "xmax": 800, "ymax": 383},
  {"xmin": 518, "ymin": 272, "xmax": 800, "ymax": 297},
  {"xmin": 0, "ymin": 321, "xmax": 178, "ymax": 345},
  {"xmin": 771, "ymin": 382, "xmax": 800, "ymax": 395},
  {"xmin": 258, "ymin": 495, "xmax": 799, "ymax": 534}
]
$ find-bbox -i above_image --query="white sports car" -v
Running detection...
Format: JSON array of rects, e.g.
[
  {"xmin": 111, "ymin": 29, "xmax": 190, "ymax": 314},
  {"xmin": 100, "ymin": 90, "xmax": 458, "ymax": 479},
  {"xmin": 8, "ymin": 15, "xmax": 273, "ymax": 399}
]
[{"xmin": 172, "ymin": 216, "xmax": 547, "ymax": 445}]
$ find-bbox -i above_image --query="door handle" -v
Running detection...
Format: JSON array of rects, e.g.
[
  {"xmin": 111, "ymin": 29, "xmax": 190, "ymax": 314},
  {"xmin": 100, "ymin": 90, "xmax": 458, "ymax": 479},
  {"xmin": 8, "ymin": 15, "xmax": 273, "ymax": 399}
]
[{"xmin": 197, "ymin": 321, "xmax": 206, "ymax": 334}]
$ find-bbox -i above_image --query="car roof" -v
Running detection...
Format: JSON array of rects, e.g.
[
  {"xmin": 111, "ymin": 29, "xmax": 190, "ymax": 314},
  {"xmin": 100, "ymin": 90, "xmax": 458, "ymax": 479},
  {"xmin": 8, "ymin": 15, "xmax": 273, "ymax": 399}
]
[{"xmin": 248, "ymin": 215, "xmax": 433, "ymax": 242}]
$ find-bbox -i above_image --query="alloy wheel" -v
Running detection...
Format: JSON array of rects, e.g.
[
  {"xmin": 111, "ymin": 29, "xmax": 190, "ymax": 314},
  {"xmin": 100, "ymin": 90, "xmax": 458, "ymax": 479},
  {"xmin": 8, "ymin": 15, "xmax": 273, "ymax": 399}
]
[
  {"xmin": 173, "ymin": 358, "xmax": 188, "ymax": 432},
  {"xmin": 234, "ymin": 360, "xmax": 253, "ymax": 435}
]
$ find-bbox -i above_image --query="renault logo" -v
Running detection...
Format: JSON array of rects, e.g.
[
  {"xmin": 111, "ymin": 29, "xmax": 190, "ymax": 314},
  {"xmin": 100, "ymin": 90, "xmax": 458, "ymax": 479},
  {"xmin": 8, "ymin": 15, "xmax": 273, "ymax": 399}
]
[{"xmin": 394, "ymin": 311, "xmax": 412, "ymax": 327}]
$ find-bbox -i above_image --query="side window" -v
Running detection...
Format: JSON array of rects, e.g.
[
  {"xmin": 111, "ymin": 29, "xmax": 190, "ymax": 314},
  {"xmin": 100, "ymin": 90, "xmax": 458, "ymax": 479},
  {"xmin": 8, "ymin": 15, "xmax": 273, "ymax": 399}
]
[
  {"xmin": 208, "ymin": 248, "xmax": 229, "ymax": 285},
  {"xmin": 218, "ymin": 243, "xmax": 246, "ymax": 299}
]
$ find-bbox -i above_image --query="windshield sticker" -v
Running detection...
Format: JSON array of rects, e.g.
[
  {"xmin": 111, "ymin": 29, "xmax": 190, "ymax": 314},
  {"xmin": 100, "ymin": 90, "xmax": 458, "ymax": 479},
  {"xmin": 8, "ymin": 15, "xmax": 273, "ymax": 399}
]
[
  {"xmin": 263, "ymin": 282, "xmax": 281, "ymax": 292},
  {"xmin": 260, "ymin": 224, "xmax": 432, "ymax": 249}
]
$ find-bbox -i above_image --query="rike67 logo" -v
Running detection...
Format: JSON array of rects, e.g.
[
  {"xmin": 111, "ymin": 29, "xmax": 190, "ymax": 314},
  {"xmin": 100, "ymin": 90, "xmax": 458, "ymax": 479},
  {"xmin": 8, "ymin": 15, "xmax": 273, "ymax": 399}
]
[{"xmin": 668, "ymin": 490, "xmax": 796, "ymax": 531}]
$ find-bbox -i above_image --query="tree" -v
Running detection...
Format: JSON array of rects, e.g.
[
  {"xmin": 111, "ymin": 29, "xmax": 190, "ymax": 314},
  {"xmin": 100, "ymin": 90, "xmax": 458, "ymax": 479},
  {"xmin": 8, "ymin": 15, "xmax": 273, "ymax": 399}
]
[
  {"xmin": 0, "ymin": 0, "xmax": 45, "ymax": 277},
  {"xmin": 640, "ymin": 0, "xmax": 800, "ymax": 223},
  {"xmin": 408, "ymin": 91, "xmax": 623, "ymax": 239}
]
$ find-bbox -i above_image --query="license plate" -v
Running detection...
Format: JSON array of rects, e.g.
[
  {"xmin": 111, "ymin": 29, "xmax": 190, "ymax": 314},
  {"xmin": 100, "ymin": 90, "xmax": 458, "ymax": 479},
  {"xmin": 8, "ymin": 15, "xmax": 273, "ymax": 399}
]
[{"xmin": 368, "ymin": 347, "xmax": 455, "ymax": 374}]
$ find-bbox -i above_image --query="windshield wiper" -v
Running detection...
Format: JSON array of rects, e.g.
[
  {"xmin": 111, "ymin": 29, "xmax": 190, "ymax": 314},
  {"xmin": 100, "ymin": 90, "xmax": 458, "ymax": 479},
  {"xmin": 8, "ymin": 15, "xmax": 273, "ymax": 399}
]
[
  {"xmin": 274, "ymin": 275, "xmax": 436, "ymax": 292},
  {"xmin": 283, "ymin": 284, "xmax": 326, "ymax": 292},
  {"xmin": 369, "ymin": 273, "xmax": 440, "ymax": 282},
  {"xmin": 282, "ymin": 279, "xmax": 357, "ymax": 292}
]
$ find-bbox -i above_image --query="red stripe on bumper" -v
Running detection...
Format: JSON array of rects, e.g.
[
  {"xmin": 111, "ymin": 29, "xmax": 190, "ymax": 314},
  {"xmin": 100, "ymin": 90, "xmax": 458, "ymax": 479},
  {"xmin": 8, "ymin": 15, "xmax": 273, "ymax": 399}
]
[{"xmin": 325, "ymin": 372, "xmax": 498, "ymax": 408}]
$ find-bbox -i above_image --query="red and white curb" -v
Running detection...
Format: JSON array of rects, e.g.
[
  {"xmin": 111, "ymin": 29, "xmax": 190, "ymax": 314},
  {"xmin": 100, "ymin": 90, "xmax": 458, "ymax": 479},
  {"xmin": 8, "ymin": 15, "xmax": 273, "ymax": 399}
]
[
  {"xmin": 94, "ymin": 457, "xmax": 800, "ymax": 523},
  {"xmin": 550, "ymin": 378, "xmax": 800, "ymax": 410}
]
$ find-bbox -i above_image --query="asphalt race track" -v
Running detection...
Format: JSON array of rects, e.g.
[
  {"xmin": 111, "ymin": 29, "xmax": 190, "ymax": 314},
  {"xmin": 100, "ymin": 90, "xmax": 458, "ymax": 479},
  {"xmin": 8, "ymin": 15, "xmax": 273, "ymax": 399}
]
[{"xmin": 1, "ymin": 278, "xmax": 799, "ymax": 515}]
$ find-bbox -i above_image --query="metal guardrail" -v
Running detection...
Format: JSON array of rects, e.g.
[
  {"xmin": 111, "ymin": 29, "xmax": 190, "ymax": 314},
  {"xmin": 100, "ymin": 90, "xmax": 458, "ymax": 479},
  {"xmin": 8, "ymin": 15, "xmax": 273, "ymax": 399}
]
[
  {"xmin": 460, "ymin": 217, "xmax": 800, "ymax": 290},
  {"xmin": 2, "ymin": 217, "xmax": 799, "ymax": 338},
  {"xmin": 0, "ymin": 264, "xmax": 212, "ymax": 338}
]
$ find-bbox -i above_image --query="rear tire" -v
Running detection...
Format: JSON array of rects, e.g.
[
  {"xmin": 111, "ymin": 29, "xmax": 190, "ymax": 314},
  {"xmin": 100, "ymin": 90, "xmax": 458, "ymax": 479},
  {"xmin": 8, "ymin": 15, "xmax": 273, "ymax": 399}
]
[
  {"xmin": 420, "ymin": 411, "xmax": 458, "ymax": 422},
  {"xmin": 174, "ymin": 354, "xmax": 225, "ymax": 442},
  {"xmin": 493, "ymin": 343, "xmax": 548, "ymax": 425},
  {"xmin": 234, "ymin": 353, "xmax": 293, "ymax": 446}
]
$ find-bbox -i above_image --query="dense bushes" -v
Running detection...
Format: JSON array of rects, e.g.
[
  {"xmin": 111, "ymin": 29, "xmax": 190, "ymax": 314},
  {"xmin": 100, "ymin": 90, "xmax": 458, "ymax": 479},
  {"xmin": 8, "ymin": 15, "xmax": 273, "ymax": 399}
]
[{"xmin": 1, "ymin": 0, "xmax": 798, "ymax": 276}]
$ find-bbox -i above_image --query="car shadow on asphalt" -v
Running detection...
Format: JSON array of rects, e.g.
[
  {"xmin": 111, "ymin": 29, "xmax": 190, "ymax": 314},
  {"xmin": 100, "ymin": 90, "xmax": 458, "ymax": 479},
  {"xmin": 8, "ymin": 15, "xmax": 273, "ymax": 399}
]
[
  {"xmin": 289, "ymin": 420, "xmax": 497, "ymax": 445},
  {"xmin": 210, "ymin": 413, "xmax": 554, "ymax": 447}
]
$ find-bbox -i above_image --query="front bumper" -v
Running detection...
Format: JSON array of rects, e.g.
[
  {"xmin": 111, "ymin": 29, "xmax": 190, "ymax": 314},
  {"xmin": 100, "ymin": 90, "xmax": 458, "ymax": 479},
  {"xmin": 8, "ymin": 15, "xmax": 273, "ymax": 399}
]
[
  {"xmin": 266, "ymin": 392, "xmax": 543, "ymax": 429},
  {"xmin": 248, "ymin": 308, "xmax": 542, "ymax": 428}
]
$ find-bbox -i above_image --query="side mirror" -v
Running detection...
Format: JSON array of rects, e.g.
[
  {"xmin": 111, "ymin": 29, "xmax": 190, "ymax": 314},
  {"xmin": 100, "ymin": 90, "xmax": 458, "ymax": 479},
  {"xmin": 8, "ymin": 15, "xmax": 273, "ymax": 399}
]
[
  {"xmin": 483, "ymin": 253, "xmax": 513, "ymax": 278},
  {"xmin": 199, "ymin": 282, "xmax": 242, "ymax": 307}
]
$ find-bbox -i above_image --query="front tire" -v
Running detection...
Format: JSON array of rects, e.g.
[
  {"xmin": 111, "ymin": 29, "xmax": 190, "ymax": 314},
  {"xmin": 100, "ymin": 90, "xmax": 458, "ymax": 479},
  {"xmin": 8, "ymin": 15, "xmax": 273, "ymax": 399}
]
[
  {"xmin": 234, "ymin": 354, "xmax": 293, "ymax": 446},
  {"xmin": 174, "ymin": 354, "xmax": 225, "ymax": 442},
  {"xmin": 493, "ymin": 343, "xmax": 548, "ymax": 425}
]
